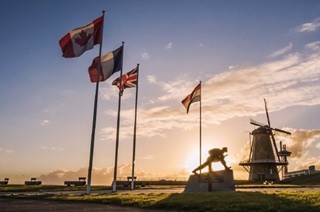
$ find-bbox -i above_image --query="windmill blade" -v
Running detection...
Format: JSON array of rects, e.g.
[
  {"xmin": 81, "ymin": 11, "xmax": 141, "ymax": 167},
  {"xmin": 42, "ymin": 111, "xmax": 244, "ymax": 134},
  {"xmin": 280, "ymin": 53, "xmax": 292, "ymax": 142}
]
[
  {"xmin": 250, "ymin": 118, "xmax": 267, "ymax": 127},
  {"xmin": 270, "ymin": 133, "xmax": 281, "ymax": 162},
  {"xmin": 264, "ymin": 98, "xmax": 271, "ymax": 127},
  {"xmin": 274, "ymin": 128, "xmax": 291, "ymax": 135}
]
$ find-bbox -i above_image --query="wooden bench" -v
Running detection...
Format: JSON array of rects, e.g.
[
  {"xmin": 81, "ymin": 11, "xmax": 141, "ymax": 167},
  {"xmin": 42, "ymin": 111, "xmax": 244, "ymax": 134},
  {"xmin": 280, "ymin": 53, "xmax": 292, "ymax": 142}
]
[
  {"xmin": 116, "ymin": 176, "xmax": 147, "ymax": 188},
  {"xmin": 64, "ymin": 177, "xmax": 86, "ymax": 186},
  {"xmin": 25, "ymin": 178, "xmax": 42, "ymax": 185},
  {"xmin": 0, "ymin": 178, "xmax": 9, "ymax": 185}
]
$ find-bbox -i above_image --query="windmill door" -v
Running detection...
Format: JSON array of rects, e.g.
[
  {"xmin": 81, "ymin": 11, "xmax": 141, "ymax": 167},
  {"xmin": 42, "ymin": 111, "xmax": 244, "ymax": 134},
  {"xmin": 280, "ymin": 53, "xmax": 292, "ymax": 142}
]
[{"xmin": 258, "ymin": 173, "xmax": 265, "ymax": 181}]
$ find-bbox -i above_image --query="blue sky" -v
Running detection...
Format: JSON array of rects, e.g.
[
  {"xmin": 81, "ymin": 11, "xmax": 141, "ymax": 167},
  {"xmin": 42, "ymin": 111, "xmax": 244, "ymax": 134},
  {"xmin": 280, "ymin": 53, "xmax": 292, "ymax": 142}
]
[{"xmin": 1, "ymin": 0, "xmax": 320, "ymax": 184}]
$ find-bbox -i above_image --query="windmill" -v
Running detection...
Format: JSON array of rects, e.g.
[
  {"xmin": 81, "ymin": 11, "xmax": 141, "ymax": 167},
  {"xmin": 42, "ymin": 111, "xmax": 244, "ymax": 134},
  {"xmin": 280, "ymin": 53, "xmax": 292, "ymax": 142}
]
[{"xmin": 239, "ymin": 99, "xmax": 291, "ymax": 182}]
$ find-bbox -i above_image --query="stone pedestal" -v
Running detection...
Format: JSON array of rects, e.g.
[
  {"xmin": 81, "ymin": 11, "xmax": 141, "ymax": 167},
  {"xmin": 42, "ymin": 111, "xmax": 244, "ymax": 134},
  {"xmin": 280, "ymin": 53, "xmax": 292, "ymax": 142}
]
[{"xmin": 184, "ymin": 169, "xmax": 235, "ymax": 192}]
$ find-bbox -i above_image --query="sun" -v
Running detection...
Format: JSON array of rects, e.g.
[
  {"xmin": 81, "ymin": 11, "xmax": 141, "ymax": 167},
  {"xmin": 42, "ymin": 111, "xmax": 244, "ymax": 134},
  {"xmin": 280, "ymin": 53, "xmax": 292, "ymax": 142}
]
[{"xmin": 184, "ymin": 145, "xmax": 228, "ymax": 173}]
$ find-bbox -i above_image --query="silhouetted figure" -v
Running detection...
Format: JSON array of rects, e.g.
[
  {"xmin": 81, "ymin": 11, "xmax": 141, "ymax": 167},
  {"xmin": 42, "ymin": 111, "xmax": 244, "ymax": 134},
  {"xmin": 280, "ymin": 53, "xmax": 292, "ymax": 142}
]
[{"xmin": 192, "ymin": 147, "xmax": 230, "ymax": 174}]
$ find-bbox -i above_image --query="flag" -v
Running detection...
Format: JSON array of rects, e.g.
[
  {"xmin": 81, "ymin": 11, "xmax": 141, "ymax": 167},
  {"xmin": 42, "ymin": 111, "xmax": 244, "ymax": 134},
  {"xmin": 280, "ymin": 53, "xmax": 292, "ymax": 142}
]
[
  {"xmin": 59, "ymin": 16, "xmax": 103, "ymax": 58},
  {"xmin": 112, "ymin": 66, "xmax": 138, "ymax": 94},
  {"xmin": 181, "ymin": 83, "xmax": 201, "ymax": 113},
  {"xmin": 88, "ymin": 46, "xmax": 123, "ymax": 82}
]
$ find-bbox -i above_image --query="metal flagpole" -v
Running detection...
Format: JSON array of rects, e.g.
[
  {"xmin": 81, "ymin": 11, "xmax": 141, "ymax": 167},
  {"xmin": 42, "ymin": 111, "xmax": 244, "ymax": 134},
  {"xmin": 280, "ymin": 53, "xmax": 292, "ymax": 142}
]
[
  {"xmin": 112, "ymin": 42, "xmax": 125, "ymax": 192},
  {"xmin": 199, "ymin": 81, "xmax": 202, "ymax": 174},
  {"xmin": 131, "ymin": 64, "xmax": 139, "ymax": 190},
  {"xmin": 87, "ymin": 11, "xmax": 105, "ymax": 194}
]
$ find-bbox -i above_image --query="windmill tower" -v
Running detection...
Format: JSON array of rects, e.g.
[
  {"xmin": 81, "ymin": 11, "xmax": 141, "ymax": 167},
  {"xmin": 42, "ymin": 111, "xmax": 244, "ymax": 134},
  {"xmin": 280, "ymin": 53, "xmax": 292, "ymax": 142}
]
[{"xmin": 239, "ymin": 99, "xmax": 291, "ymax": 182}]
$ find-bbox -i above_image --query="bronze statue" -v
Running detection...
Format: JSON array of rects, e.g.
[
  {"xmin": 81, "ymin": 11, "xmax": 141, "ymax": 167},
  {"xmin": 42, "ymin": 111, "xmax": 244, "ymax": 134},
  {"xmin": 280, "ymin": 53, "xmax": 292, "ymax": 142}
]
[{"xmin": 192, "ymin": 147, "xmax": 230, "ymax": 174}]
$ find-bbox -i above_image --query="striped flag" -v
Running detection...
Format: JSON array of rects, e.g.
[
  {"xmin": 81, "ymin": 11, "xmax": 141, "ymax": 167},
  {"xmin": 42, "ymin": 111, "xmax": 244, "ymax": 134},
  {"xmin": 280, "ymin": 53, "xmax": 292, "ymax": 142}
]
[
  {"xmin": 88, "ymin": 46, "xmax": 123, "ymax": 82},
  {"xmin": 181, "ymin": 83, "xmax": 201, "ymax": 113},
  {"xmin": 59, "ymin": 16, "xmax": 103, "ymax": 58},
  {"xmin": 112, "ymin": 66, "xmax": 138, "ymax": 94}
]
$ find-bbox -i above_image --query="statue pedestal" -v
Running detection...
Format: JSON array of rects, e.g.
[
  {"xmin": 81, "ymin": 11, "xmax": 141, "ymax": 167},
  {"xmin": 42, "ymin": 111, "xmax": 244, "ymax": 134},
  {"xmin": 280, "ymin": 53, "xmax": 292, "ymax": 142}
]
[{"xmin": 184, "ymin": 169, "xmax": 235, "ymax": 192}]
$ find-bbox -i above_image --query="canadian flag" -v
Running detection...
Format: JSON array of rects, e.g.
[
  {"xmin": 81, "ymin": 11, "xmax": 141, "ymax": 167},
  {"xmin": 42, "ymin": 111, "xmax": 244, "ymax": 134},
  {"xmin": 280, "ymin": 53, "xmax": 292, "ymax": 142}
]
[{"xmin": 59, "ymin": 16, "xmax": 103, "ymax": 58}]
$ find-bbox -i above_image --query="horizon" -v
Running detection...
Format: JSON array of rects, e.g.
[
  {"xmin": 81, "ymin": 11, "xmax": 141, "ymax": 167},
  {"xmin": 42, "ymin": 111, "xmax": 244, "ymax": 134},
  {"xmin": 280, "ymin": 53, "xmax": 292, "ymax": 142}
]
[{"xmin": 1, "ymin": 0, "xmax": 320, "ymax": 185}]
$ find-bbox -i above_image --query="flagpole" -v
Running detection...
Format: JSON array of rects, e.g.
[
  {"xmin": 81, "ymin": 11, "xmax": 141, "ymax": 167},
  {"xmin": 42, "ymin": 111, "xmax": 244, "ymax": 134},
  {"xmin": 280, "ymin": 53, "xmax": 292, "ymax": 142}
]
[
  {"xmin": 112, "ymin": 41, "xmax": 125, "ymax": 192},
  {"xmin": 199, "ymin": 81, "xmax": 202, "ymax": 174},
  {"xmin": 87, "ymin": 11, "xmax": 105, "ymax": 194},
  {"xmin": 131, "ymin": 64, "xmax": 139, "ymax": 190}
]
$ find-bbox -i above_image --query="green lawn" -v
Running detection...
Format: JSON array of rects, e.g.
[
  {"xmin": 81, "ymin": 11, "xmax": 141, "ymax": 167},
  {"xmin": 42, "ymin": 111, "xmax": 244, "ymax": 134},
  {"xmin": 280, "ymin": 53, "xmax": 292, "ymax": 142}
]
[{"xmin": 1, "ymin": 187, "xmax": 320, "ymax": 211}]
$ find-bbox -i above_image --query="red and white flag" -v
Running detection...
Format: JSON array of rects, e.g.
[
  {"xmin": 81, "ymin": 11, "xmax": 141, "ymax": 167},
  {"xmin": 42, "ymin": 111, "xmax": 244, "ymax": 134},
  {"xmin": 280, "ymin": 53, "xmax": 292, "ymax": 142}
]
[
  {"xmin": 181, "ymin": 83, "xmax": 201, "ymax": 113},
  {"xmin": 112, "ymin": 66, "xmax": 138, "ymax": 94},
  {"xmin": 59, "ymin": 16, "xmax": 103, "ymax": 58}
]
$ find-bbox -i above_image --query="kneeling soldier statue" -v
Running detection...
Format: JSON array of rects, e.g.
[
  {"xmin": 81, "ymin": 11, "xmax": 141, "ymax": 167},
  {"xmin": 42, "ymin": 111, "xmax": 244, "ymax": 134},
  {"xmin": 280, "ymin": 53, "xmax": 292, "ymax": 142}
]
[{"xmin": 192, "ymin": 147, "xmax": 230, "ymax": 174}]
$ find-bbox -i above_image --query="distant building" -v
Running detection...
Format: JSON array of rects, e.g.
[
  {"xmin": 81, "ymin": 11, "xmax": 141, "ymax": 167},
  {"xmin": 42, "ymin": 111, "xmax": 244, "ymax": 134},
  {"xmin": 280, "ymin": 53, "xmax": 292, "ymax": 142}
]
[{"xmin": 285, "ymin": 165, "xmax": 319, "ymax": 179}]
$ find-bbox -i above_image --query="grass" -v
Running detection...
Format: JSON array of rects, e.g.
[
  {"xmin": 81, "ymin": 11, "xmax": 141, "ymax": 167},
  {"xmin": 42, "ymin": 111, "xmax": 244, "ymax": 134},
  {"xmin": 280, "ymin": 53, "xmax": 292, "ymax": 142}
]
[{"xmin": 1, "ymin": 188, "xmax": 320, "ymax": 211}]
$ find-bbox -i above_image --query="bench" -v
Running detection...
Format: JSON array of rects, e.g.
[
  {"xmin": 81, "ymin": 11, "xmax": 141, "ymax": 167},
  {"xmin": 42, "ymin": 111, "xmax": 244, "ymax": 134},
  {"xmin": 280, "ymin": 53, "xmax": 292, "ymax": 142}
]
[
  {"xmin": 25, "ymin": 178, "xmax": 42, "ymax": 185},
  {"xmin": 116, "ymin": 176, "xmax": 147, "ymax": 188},
  {"xmin": 64, "ymin": 177, "xmax": 86, "ymax": 186},
  {"xmin": 0, "ymin": 178, "xmax": 9, "ymax": 185}
]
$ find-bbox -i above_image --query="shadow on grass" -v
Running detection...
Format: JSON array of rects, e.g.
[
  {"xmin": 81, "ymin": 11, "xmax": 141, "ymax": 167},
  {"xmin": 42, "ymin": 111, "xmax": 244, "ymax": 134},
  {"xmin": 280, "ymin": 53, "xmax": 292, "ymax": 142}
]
[{"xmin": 152, "ymin": 191, "xmax": 320, "ymax": 211}]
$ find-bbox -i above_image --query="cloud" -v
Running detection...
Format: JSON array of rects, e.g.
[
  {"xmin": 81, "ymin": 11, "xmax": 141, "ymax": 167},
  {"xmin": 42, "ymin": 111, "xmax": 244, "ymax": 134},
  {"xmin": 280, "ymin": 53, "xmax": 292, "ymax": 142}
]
[
  {"xmin": 305, "ymin": 41, "xmax": 320, "ymax": 51},
  {"xmin": 199, "ymin": 43, "xmax": 204, "ymax": 47},
  {"xmin": 147, "ymin": 75, "xmax": 157, "ymax": 84},
  {"xmin": 276, "ymin": 129, "xmax": 320, "ymax": 158},
  {"xmin": 137, "ymin": 155, "xmax": 157, "ymax": 160},
  {"xmin": 293, "ymin": 156, "xmax": 320, "ymax": 171},
  {"xmin": 142, "ymin": 52, "xmax": 150, "ymax": 60},
  {"xmin": 40, "ymin": 146, "xmax": 64, "ymax": 151},
  {"xmin": 101, "ymin": 48, "xmax": 320, "ymax": 142},
  {"xmin": 294, "ymin": 17, "xmax": 320, "ymax": 33},
  {"xmin": 151, "ymin": 75, "xmax": 199, "ymax": 103},
  {"xmin": 0, "ymin": 147, "xmax": 13, "ymax": 154},
  {"xmin": 164, "ymin": 42, "xmax": 173, "ymax": 50},
  {"xmin": 38, "ymin": 164, "xmax": 158, "ymax": 185},
  {"xmin": 100, "ymin": 83, "xmax": 134, "ymax": 101},
  {"xmin": 268, "ymin": 42, "xmax": 293, "ymax": 58},
  {"xmin": 40, "ymin": 120, "xmax": 50, "ymax": 126}
]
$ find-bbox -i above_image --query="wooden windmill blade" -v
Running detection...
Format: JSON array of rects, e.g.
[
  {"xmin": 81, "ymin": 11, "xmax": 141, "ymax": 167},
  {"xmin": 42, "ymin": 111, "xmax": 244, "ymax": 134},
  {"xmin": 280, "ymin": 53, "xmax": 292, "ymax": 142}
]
[
  {"xmin": 250, "ymin": 118, "xmax": 267, "ymax": 127},
  {"xmin": 264, "ymin": 98, "xmax": 271, "ymax": 127},
  {"xmin": 270, "ymin": 131, "xmax": 281, "ymax": 161},
  {"xmin": 263, "ymin": 98, "xmax": 281, "ymax": 161},
  {"xmin": 248, "ymin": 132, "xmax": 253, "ymax": 162},
  {"xmin": 274, "ymin": 128, "xmax": 291, "ymax": 135},
  {"xmin": 244, "ymin": 131, "xmax": 253, "ymax": 161}
]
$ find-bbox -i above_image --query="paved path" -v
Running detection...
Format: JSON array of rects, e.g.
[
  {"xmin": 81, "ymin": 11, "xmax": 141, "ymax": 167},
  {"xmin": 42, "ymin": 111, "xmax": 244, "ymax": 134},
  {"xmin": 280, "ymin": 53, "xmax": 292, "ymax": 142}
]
[{"xmin": 0, "ymin": 198, "xmax": 167, "ymax": 212}]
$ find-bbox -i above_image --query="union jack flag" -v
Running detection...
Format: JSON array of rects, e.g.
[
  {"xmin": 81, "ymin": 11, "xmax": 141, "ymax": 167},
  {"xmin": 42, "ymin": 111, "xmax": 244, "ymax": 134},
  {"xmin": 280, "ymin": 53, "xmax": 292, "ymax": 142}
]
[{"xmin": 112, "ymin": 66, "xmax": 138, "ymax": 94}]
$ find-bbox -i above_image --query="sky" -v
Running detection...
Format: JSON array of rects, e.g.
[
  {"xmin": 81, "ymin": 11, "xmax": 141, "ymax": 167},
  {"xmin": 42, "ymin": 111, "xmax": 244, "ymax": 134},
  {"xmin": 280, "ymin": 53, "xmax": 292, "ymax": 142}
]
[{"xmin": 1, "ymin": 0, "xmax": 320, "ymax": 185}]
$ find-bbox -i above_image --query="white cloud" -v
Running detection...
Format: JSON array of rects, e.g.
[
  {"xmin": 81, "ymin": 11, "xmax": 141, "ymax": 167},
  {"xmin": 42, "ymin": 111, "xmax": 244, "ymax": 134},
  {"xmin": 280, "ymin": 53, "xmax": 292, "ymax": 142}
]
[
  {"xmin": 142, "ymin": 52, "xmax": 150, "ymax": 60},
  {"xmin": 164, "ymin": 42, "xmax": 173, "ymax": 49},
  {"xmin": 101, "ymin": 50, "xmax": 320, "ymax": 141},
  {"xmin": 38, "ymin": 164, "xmax": 157, "ymax": 185},
  {"xmin": 137, "ymin": 155, "xmax": 157, "ymax": 160},
  {"xmin": 40, "ymin": 146, "xmax": 64, "ymax": 151},
  {"xmin": 0, "ymin": 147, "xmax": 13, "ymax": 154},
  {"xmin": 147, "ymin": 75, "xmax": 157, "ymax": 84},
  {"xmin": 294, "ymin": 17, "xmax": 320, "ymax": 33},
  {"xmin": 40, "ymin": 120, "xmax": 50, "ymax": 126},
  {"xmin": 276, "ymin": 129, "xmax": 320, "ymax": 158},
  {"xmin": 199, "ymin": 43, "xmax": 204, "ymax": 47},
  {"xmin": 316, "ymin": 142, "xmax": 320, "ymax": 149},
  {"xmin": 305, "ymin": 41, "xmax": 320, "ymax": 51},
  {"xmin": 268, "ymin": 42, "xmax": 293, "ymax": 58}
]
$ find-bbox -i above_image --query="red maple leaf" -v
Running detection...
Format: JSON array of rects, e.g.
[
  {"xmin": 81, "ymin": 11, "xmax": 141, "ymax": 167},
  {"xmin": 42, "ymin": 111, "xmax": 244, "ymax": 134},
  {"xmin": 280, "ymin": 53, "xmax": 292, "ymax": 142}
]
[{"xmin": 75, "ymin": 30, "xmax": 92, "ymax": 47}]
